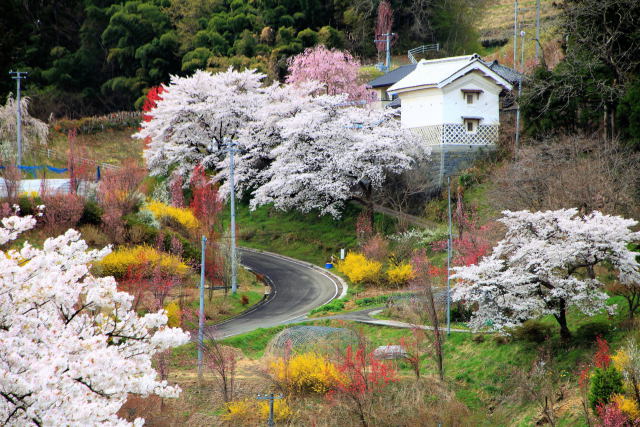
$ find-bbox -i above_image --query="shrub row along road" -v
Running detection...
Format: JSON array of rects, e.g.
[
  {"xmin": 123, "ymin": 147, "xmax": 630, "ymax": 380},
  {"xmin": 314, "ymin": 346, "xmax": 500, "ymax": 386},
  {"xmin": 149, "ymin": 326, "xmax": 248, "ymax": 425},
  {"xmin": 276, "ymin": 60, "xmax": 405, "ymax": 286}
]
[{"xmin": 204, "ymin": 248, "xmax": 342, "ymax": 338}]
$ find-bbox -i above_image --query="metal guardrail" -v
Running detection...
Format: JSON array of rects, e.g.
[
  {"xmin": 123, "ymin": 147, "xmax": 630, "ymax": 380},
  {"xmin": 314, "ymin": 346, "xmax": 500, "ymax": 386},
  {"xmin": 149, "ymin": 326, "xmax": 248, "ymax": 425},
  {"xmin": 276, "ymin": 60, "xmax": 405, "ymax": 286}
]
[
  {"xmin": 34, "ymin": 148, "xmax": 121, "ymax": 170},
  {"xmin": 408, "ymin": 43, "xmax": 440, "ymax": 64}
]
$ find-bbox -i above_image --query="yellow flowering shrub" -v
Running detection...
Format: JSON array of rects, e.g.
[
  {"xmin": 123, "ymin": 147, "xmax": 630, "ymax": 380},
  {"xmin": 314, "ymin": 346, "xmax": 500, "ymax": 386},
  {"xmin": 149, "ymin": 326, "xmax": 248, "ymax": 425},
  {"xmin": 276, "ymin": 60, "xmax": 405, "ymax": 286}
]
[
  {"xmin": 612, "ymin": 394, "xmax": 640, "ymax": 419},
  {"xmin": 269, "ymin": 352, "xmax": 344, "ymax": 395},
  {"xmin": 337, "ymin": 252, "xmax": 382, "ymax": 284},
  {"xmin": 164, "ymin": 302, "xmax": 181, "ymax": 327},
  {"xmin": 612, "ymin": 350, "xmax": 631, "ymax": 371},
  {"xmin": 386, "ymin": 263, "xmax": 415, "ymax": 286},
  {"xmin": 259, "ymin": 398, "xmax": 292, "ymax": 422},
  {"xmin": 19, "ymin": 191, "xmax": 39, "ymax": 198},
  {"xmin": 145, "ymin": 201, "xmax": 199, "ymax": 231},
  {"xmin": 222, "ymin": 399, "xmax": 258, "ymax": 423},
  {"xmin": 96, "ymin": 245, "xmax": 190, "ymax": 278}
]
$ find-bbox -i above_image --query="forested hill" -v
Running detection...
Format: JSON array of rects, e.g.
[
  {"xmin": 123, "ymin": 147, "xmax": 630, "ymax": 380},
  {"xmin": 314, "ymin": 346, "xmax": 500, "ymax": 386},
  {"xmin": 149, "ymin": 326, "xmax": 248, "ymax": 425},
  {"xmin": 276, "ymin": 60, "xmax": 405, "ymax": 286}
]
[{"xmin": 0, "ymin": 0, "xmax": 481, "ymax": 118}]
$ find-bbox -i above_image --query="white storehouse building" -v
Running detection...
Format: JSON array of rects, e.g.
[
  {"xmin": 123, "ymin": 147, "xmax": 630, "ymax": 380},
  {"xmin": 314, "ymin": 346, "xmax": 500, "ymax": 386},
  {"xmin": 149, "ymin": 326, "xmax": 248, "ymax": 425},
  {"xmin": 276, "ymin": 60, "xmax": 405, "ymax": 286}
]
[
  {"xmin": 369, "ymin": 54, "xmax": 519, "ymax": 186},
  {"xmin": 386, "ymin": 54, "xmax": 513, "ymax": 145},
  {"xmin": 370, "ymin": 54, "xmax": 519, "ymax": 146}
]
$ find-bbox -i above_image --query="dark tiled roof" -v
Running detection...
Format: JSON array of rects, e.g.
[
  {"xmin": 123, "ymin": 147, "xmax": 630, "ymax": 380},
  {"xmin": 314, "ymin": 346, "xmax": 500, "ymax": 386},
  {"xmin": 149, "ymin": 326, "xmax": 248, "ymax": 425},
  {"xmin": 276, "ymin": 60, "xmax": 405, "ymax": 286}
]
[
  {"xmin": 387, "ymin": 97, "xmax": 401, "ymax": 109},
  {"xmin": 368, "ymin": 64, "xmax": 417, "ymax": 88},
  {"xmin": 483, "ymin": 60, "xmax": 523, "ymax": 85}
]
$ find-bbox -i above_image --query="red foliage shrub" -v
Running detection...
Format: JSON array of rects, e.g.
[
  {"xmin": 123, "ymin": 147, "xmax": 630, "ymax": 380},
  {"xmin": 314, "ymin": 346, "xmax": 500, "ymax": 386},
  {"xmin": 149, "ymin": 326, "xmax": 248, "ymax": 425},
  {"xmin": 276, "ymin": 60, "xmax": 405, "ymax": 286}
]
[
  {"xmin": 595, "ymin": 336, "xmax": 612, "ymax": 369},
  {"xmin": 597, "ymin": 402, "xmax": 630, "ymax": 427},
  {"xmin": 361, "ymin": 234, "xmax": 388, "ymax": 262},
  {"xmin": 41, "ymin": 193, "xmax": 84, "ymax": 233},
  {"xmin": 97, "ymin": 159, "xmax": 145, "ymax": 242},
  {"xmin": 1, "ymin": 165, "xmax": 21, "ymax": 203},
  {"xmin": 355, "ymin": 211, "xmax": 373, "ymax": 241},
  {"xmin": 328, "ymin": 343, "xmax": 397, "ymax": 425},
  {"xmin": 170, "ymin": 173, "xmax": 184, "ymax": 208},
  {"xmin": 67, "ymin": 129, "xmax": 94, "ymax": 195},
  {"xmin": 117, "ymin": 260, "xmax": 179, "ymax": 311},
  {"xmin": 142, "ymin": 86, "xmax": 165, "ymax": 123},
  {"xmin": 190, "ymin": 165, "xmax": 223, "ymax": 235}
]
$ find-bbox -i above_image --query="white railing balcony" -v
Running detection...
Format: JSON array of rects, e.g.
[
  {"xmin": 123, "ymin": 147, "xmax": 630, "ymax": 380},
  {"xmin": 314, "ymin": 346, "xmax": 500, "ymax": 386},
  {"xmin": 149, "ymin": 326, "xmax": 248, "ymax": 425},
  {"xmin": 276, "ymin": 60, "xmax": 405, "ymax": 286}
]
[{"xmin": 410, "ymin": 124, "xmax": 499, "ymax": 146}]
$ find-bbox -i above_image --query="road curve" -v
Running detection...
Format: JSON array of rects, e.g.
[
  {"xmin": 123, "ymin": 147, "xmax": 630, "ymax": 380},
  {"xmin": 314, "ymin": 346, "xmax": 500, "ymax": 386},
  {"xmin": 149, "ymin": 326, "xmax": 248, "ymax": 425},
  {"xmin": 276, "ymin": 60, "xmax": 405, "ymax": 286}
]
[{"xmin": 206, "ymin": 248, "xmax": 342, "ymax": 338}]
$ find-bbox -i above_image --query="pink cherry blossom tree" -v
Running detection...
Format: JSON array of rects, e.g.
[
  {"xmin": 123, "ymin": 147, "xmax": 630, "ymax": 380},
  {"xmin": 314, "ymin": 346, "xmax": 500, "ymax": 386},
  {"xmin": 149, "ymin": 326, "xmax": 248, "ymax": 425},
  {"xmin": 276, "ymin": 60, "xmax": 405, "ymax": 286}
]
[
  {"xmin": 452, "ymin": 209, "xmax": 640, "ymax": 340},
  {"xmin": 0, "ymin": 215, "xmax": 190, "ymax": 425},
  {"xmin": 286, "ymin": 45, "xmax": 376, "ymax": 102}
]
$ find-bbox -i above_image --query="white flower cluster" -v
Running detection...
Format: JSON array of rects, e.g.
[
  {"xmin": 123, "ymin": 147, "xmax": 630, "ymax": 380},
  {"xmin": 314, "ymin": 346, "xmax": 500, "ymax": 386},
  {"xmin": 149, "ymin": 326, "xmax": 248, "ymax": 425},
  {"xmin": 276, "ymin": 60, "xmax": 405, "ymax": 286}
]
[
  {"xmin": 0, "ymin": 217, "xmax": 190, "ymax": 426},
  {"xmin": 451, "ymin": 209, "xmax": 640, "ymax": 332}
]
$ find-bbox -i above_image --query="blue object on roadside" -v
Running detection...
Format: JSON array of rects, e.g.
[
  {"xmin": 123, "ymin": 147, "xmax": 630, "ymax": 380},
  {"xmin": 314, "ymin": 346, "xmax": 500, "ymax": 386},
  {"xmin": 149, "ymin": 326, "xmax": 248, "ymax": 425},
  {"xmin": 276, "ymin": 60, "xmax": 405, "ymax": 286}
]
[
  {"xmin": 0, "ymin": 165, "xmax": 68, "ymax": 178},
  {"xmin": 325, "ymin": 263, "xmax": 333, "ymax": 269},
  {"xmin": 46, "ymin": 166, "xmax": 68, "ymax": 173}
]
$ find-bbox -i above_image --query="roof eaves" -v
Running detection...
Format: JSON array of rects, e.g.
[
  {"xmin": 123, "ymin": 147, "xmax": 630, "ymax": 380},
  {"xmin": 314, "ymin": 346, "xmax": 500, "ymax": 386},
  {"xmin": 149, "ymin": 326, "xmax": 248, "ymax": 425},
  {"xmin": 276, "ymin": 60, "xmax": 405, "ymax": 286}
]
[
  {"xmin": 387, "ymin": 83, "xmax": 437, "ymax": 94},
  {"xmin": 437, "ymin": 60, "xmax": 513, "ymax": 91}
]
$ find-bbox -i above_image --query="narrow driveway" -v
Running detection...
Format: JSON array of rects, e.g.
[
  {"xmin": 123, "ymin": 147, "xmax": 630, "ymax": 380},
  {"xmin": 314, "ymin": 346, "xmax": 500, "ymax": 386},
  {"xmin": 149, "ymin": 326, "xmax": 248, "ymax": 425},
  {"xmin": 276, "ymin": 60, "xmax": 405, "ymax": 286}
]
[{"xmin": 206, "ymin": 248, "xmax": 342, "ymax": 338}]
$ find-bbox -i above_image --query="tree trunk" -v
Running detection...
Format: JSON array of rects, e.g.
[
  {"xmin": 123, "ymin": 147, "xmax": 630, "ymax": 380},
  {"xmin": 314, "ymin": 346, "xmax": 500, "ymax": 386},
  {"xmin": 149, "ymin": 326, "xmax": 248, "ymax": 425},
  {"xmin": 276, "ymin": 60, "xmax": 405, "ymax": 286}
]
[
  {"xmin": 554, "ymin": 299, "xmax": 571, "ymax": 340},
  {"xmin": 362, "ymin": 182, "xmax": 374, "ymax": 232}
]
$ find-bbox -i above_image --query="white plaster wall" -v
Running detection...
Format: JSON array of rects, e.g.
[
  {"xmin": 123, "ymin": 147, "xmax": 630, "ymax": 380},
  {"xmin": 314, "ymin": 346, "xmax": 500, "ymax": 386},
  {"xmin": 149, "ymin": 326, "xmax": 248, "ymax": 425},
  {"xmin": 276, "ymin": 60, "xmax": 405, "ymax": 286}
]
[
  {"xmin": 397, "ymin": 88, "xmax": 443, "ymax": 128},
  {"xmin": 441, "ymin": 72, "xmax": 502, "ymax": 125}
]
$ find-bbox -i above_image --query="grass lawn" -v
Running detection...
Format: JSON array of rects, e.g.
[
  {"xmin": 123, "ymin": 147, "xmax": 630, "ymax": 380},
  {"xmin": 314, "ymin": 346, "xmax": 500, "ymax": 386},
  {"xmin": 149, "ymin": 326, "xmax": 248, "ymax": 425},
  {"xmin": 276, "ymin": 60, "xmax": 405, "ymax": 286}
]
[
  {"xmin": 220, "ymin": 201, "xmax": 396, "ymax": 266},
  {"xmin": 179, "ymin": 266, "xmax": 266, "ymax": 326},
  {"xmin": 21, "ymin": 127, "xmax": 141, "ymax": 177}
]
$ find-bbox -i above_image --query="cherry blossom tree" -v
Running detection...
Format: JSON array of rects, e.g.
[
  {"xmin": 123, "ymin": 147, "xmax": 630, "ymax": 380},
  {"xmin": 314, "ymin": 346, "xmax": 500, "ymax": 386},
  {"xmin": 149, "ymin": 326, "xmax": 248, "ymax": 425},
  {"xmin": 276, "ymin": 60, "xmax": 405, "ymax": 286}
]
[
  {"xmin": 135, "ymin": 68, "xmax": 266, "ymax": 182},
  {"xmin": 250, "ymin": 99, "xmax": 426, "ymax": 225},
  {"xmin": 286, "ymin": 45, "xmax": 375, "ymax": 102},
  {"xmin": 452, "ymin": 209, "xmax": 640, "ymax": 340},
  {"xmin": 214, "ymin": 80, "xmax": 327, "ymax": 200},
  {"xmin": 0, "ymin": 215, "xmax": 190, "ymax": 426}
]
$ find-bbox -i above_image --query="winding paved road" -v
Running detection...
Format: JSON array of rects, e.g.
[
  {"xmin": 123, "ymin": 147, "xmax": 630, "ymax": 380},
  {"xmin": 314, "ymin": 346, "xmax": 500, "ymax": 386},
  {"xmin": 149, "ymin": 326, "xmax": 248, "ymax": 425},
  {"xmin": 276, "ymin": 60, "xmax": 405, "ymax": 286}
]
[{"xmin": 206, "ymin": 248, "xmax": 343, "ymax": 338}]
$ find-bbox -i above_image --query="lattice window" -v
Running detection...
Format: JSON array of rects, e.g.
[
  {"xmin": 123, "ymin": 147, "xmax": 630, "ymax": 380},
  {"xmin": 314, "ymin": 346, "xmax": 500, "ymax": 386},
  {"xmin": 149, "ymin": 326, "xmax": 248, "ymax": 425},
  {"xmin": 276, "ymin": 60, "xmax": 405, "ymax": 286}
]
[
  {"xmin": 443, "ymin": 124, "xmax": 498, "ymax": 145},
  {"xmin": 410, "ymin": 124, "xmax": 498, "ymax": 145},
  {"xmin": 410, "ymin": 125, "xmax": 442, "ymax": 146}
]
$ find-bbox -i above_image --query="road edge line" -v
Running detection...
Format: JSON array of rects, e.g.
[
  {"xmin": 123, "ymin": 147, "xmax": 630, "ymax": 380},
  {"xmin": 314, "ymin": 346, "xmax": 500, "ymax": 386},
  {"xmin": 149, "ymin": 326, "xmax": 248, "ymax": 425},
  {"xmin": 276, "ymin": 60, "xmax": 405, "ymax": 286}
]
[{"xmin": 239, "ymin": 247, "xmax": 349, "ymax": 302}]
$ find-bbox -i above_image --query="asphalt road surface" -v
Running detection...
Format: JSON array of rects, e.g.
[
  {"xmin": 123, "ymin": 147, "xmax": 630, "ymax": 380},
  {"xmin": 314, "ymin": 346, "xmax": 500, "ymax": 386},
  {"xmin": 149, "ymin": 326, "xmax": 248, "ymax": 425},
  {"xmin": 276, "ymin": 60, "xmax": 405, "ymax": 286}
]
[{"xmin": 204, "ymin": 248, "xmax": 342, "ymax": 338}]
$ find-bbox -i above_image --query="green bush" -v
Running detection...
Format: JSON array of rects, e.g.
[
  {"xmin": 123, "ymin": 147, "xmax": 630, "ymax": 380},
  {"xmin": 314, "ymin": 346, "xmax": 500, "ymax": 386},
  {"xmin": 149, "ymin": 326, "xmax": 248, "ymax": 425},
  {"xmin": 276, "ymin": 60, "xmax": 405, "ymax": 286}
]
[
  {"xmin": 17, "ymin": 195, "xmax": 42, "ymax": 216},
  {"xmin": 472, "ymin": 334, "xmax": 485, "ymax": 343},
  {"xmin": 355, "ymin": 295, "xmax": 390, "ymax": 307},
  {"xmin": 161, "ymin": 230, "xmax": 200, "ymax": 263},
  {"xmin": 492, "ymin": 335, "xmax": 510, "ymax": 345},
  {"xmin": 310, "ymin": 299, "xmax": 346, "ymax": 315},
  {"xmin": 576, "ymin": 322, "xmax": 611, "ymax": 344},
  {"xmin": 79, "ymin": 200, "xmax": 103, "ymax": 226},
  {"xmin": 589, "ymin": 366, "xmax": 624, "ymax": 410},
  {"xmin": 512, "ymin": 320, "xmax": 554, "ymax": 343},
  {"xmin": 450, "ymin": 303, "xmax": 473, "ymax": 322}
]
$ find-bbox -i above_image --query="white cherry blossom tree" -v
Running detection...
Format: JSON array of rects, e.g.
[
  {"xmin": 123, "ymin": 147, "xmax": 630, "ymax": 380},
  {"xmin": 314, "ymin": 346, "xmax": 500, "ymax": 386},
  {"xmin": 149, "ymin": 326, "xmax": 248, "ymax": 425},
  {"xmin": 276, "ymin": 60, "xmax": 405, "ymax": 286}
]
[
  {"xmin": 250, "ymin": 101, "xmax": 426, "ymax": 223},
  {"xmin": 136, "ymin": 68, "xmax": 266, "ymax": 182},
  {"xmin": 214, "ymin": 80, "xmax": 329, "ymax": 199},
  {"xmin": 0, "ymin": 215, "xmax": 190, "ymax": 426},
  {"xmin": 452, "ymin": 209, "xmax": 640, "ymax": 340}
]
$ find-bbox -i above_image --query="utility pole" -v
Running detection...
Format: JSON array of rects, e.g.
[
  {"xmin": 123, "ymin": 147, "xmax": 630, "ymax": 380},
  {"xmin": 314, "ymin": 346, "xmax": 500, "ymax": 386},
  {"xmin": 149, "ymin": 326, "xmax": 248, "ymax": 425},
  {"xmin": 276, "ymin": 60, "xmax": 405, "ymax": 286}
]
[
  {"xmin": 225, "ymin": 138, "xmax": 238, "ymax": 294},
  {"xmin": 257, "ymin": 394, "xmax": 283, "ymax": 427},
  {"xmin": 513, "ymin": 0, "xmax": 518, "ymax": 67},
  {"xmin": 374, "ymin": 33, "xmax": 395, "ymax": 72},
  {"xmin": 535, "ymin": 0, "xmax": 541, "ymax": 62},
  {"xmin": 446, "ymin": 176, "xmax": 452, "ymax": 336},
  {"xmin": 384, "ymin": 33, "xmax": 392, "ymax": 71},
  {"xmin": 521, "ymin": 30, "xmax": 526, "ymax": 72},
  {"xmin": 515, "ymin": 31, "xmax": 525, "ymax": 156},
  {"xmin": 198, "ymin": 235, "xmax": 207, "ymax": 382},
  {"xmin": 9, "ymin": 71, "xmax": 27, "ymax": 165}
]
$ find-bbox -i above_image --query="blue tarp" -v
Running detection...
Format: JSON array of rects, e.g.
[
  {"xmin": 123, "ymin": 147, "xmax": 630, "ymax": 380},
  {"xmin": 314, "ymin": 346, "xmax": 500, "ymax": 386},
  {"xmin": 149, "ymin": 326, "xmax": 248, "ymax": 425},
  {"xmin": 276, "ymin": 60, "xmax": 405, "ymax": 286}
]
[{"xmin": 0, "ymin": 165, "xmax": 69, "ymax": 178}]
